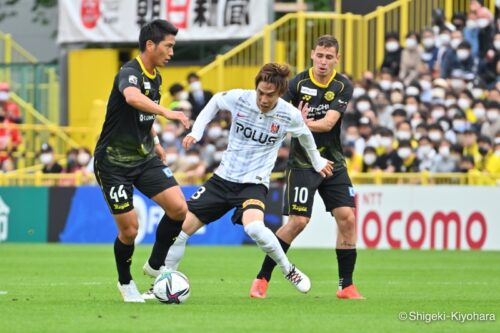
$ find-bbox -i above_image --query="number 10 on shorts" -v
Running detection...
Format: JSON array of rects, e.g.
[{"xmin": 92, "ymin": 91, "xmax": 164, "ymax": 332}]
[{"xmin": 293, "ymin": 187, "xmax": 308, "ymax": 203}]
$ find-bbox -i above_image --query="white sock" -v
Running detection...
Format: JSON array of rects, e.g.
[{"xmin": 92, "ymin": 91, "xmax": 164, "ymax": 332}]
[
  {"xmin": 244, "ymin": 221, "xmax": 291, "ymax": 274},
  {"xmin": 164, "ymin": 231, "xmax": 190, "ymax": 271}
]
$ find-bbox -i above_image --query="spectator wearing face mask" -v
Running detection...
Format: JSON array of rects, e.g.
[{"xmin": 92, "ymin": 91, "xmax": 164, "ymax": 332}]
[
  {"xmin": 388, "ymin": 139, "xmax": 419, "ymax": 173},
  {"xmin": 476, "ymin": 7, "xmax": 494, "ymax": 58},
  {"xmin": 440, "ymin": 30, "xmax": 464, "ymax": 78},
  {"xmin": 416, "ymin": 136, "xmax": 437, "ymax": 171},
  {"xmin": 431, "ymin": 139, "xmax": 458, "ymax": 172},
  {"xmin": 361, "ymin": 146, "xmax": 379, "ymax": 172},
  {"xmin": 470, "ymin": 100, "xmax": 487, "ymax": 132},
  {"xmin": 178, "ymin": 148, "xmax": 206, "ymax": 184},
  {"xmin": 168, "ymin": 83, "xmax": 192, "ymax": 117},
  {"xmin": 187, "ymin": 72, "xmax": 213, "ymax": 121},
  {"xmin": 480, "ymin": 101, "xmax": 500, "ymax": 141},
  {"xmin": 39, "ymin": 143, "xmax": 63, "ymax": 174},
  {"xmin": 461, "ymin": 129, "xmax": 480, "ymax": 161},
  {"xmin": 381, "ymin": 33, "xmax": 402, "ymax": 77},
  {"xmin": 476, "ymin": 135, "xmax": 500, "ymax": 174},
  {"xmin": 374, "ymin": 127, "xmax": 396, "ymax": 171},
  {"xmin": 420, "ymin": 28, "xmax": 440, "ymax": 74},
  {"xmin": 400, "ymin": 32, "xmax": 423, "ymax": 85},
  {"xmin": 395, "ymin": 121, "xmax": 416, "ymax": 147}
]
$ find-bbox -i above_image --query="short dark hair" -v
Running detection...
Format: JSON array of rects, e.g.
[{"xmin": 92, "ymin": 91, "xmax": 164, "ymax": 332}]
[
  {"xmin": 187, "ymin": 72, "xmax": 199, "ymax": 81},
  {"xmin": 255, "ymin": 63, "xmax": 290, "ymax": 95},
  {"xmin": 314, "ymin": 35, "xmax": 340, "ymax": 53},
  {"xmin": 139, "ymin": 19, "xmax": 178, "ymax": 52}
]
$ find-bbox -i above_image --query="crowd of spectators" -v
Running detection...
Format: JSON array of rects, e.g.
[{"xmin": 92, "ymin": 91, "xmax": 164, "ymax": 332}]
[{"xmin": 2, "ymin": 1, "xmax": 500, "ymax": 185}]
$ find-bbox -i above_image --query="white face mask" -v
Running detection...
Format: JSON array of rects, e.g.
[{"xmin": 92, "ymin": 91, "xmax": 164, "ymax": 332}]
[
  {"xmin": 432, "ymin": 109, "xmax": 445, "ymax": 120},
  {"xmin": 456, "ymin": 49, "xmax": 470, "ymax": 60},
  {"xmin": 380, "ymin": 137, "xmax": 393, "ymax": 148},
  {"xmin": 439, "ymin": 146, "xmax": 450, "ymax": 157},
  {"xmin": 422, "ymin": 37, "xmax": 435, "ymax": 48},
  {"xmin": 486, "ymin": 110, "xmax": 499, "ymax": 122},
  {"xmin": 0, "ymin": 91, "xmax": 9, "ymax": 102},
  {"xmin": 406, "ymin": 104, "xmax": 418, "ymax": 115},
  {"xmin": 411, "ymin": 119, "xmax": 422, "ymax": 129},
  {"xmin": 77, "ymin": 152, "xmax": 90, "ymax": 166},
  {"xmin": 450, "ymin": 38, "xmax": 462, "ymax": 49},
  {"xmin": 419, "ymin": 80, "xmax": 432, "ymax": 91},
  {"xmin": 477, "ymin": 18, "xmax": 490, "ymax": 28},
  {"xmin": 453, "ymin": 120, "xmax": 467, "ymax": 132},
  {"xmin": 457, "ymin": 98, "xmax": 471, "ymax": 110},
  {"xmin": 494, "ymin": 40, "xmax": 500, "ymax": 51},
  {"xmin": 352, "ymin": 87, "xmax": 366, "ymax": 98},
  {"xmin": 363, "ymin": 153, "xmax": 377, "ymax": 165},
  {"xmin": 445, "ymin": 99, "xmax": 456, "ymax": 107},
  {"xmin": 406, "ymin": 38, "xmax": 417, "ymax": 49},
  {"xmin": 357, "ymin": 101, "xmax": 371, "ymax": 112},
  {"xmin": 405, "ymin": 86, "xmax": 420, "ymax": 96},
  {"xmin": 414, "ymin": 132, "xmax": 423, "ymax": 140},
  {"xmin": 161, "ymin": 132, "xmax": 176, "ymax": 144},
  {"xmin": 496, "ymin": 150, "xmax": 500, "ymax": 157},
  {"xmin": 186, "ymin": 155, "xmax": 200, "ymax": 165},
  {"xmin": 450, "ymin": 79, "xmax": 464, "ymax": 91},
  {"xmin": 207, "ymin": 126, "xmax": 222, "ymax": 139},
  {"xmin": 397, "ymin": 148, "xmax": 412, "ymax": 159},
  {"xmin": 396, "ymin": 131, "xmax": 412, "ymax": 140},
  {"xmin": 165, "ymin": 153, "xmax": 178, "ymax": 164},
  {"xmin": 466, "ymin": 20, "xmax": 478, "ymax": 29},
  {"xmin": 471, "ymin": 88, "xmax": 483, "ymax": 99},
  {"xmin": 379, "ymin": 80, "xmax": 392, "ymax": 91},
  {"xmin": 428, "ymin": 131, "xmax": 442, "ymax": 142},
  {"xmin": 386, "ymin": 41, "xmax": 399, "ymax": 52},
  {"xmin": 178, "ymin": 91, "xmax": 189, "ymax": 101},
  {"xmin": 345, "ymin": 134, "xmax": 359, "ymax": 143},
  {"xmin": 418, "ymin": 145, "xmax": 432, "ymax": 157},
  {"xmin": 368, "ymin": 90, "xmax": 379, "ymax": 99},
  {"xmin": 40, "ymin": 153, "xmax": 53, "ymax": 165},
  {"xmin": 473, "ymin": 108, "xmax": 486, "ymax": 119},
  {"xmin": 438, "ymin": 34, "xmax": 451, "ymax": 45},
  {"xmin": 439, "ymin": 121, "xmax": 450, "ymax": 131},
  {"xmin": 190, "ymin": 81, "xmax": 202, "ymax": 91}
]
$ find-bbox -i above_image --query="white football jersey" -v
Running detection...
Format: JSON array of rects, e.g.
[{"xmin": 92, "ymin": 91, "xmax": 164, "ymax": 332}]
[{"xmin": 189, "ymin": 89, "xmax": 325, "ymax": 188}]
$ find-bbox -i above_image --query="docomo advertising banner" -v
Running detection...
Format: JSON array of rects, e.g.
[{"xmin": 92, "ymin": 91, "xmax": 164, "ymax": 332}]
[
  {"xmin": 58, "ymin": 0, "xmax": 270, "ymax": 43},
  {"xmin": 293, "ymin": 186, "xmax": 499, "ymax": 250}
]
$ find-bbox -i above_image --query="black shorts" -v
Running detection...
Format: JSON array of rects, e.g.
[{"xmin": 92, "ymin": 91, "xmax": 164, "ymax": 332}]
[
  {"xmin": 94, "ymin": 156, "xmax": 178, "ymax": 214},
  {"xmin": 283, "ymin": 167, "xmax": 355, "ymax": 217},
  {"xmin": 187, "ymin": 174, "xmax": 268, "ymax": 225}
]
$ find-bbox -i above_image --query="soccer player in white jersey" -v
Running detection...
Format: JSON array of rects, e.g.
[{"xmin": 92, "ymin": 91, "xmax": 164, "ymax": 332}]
[{"xmin": 142, "ymin": 63, "xmax": 333, "ymax": 297}]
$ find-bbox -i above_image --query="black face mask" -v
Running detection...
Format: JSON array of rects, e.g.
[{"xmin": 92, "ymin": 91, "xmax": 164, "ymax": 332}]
[
  {"xmin": 460, "ymin": 167, "xmax": 469, "ymax": 173},
  {"xmin": 0, "ymin": 116, "xmax": 4, "ymax": 122},
  {"xmin": 478, "ymin": 147, "xmax": 489, "ymax": 156},
  {"xmin": 344, "ymin": 149, "xmax": 353, "ymax": 158}
]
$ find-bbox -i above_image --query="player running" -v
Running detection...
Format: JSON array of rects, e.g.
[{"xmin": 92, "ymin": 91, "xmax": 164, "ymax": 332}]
[
  {"xmin": 142, "ymin": 63, "xmax": 333, "ymax": 297},
  {"xmin": 250, "ymin": 35, "xmax": 365, "ymax": 299}
]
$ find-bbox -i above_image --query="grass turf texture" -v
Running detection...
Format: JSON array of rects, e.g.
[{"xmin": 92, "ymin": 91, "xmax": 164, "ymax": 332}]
[{"xmin": 0, "ymin": 244, "xmax": 499, "ymax": 333}]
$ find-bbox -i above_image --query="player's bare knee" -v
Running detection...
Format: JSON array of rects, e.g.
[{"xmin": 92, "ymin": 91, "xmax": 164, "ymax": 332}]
[
  {"xmin": 120, "ymin": 226, "xmax": 138, "ymax": 242},
  {"xmin": 338, "ymin": 213, "xmax": 356, "ymax": 234},
  {"xmin": 168, "ymin": 202, "xmax": 188, "ymax": 221},
  {"xmin": 289, "ymin": 216, "xmax": 309, "ymax": 235}
]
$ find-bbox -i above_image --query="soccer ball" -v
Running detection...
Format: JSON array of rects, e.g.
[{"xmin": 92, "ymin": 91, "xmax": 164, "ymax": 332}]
[{"xmin": 153, "ymin": 270, "xmax": 190, "ymax": 304}]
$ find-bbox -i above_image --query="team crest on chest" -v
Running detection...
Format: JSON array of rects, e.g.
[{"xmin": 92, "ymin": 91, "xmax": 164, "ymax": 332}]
[
  {"xmin": 271, "ymin": 123, "xmax": 280, "ymax": 133},
  {"xmin": 324, "ymin": 91, "xmax": 335, "ymax": 101}
]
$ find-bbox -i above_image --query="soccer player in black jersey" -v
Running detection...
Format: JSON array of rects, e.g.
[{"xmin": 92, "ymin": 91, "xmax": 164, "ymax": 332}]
[
  {"xmin": 250, "ymin": 35, "xmax": 365, "ymax": 299},
  {"xmin": 93, "ymin": 19, "xmax": 190, "ymax": 302}
]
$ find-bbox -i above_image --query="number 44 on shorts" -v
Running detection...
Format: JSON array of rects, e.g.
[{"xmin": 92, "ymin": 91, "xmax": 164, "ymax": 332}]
[{"xmin": 110, "ymin": 185, "xmax": 128, "ymax": 202}]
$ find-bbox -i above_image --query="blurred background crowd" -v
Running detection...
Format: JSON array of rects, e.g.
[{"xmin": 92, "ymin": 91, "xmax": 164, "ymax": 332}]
[{"xmin": 1, "ymin": 1, "xmax": 499, "ymax": 184}]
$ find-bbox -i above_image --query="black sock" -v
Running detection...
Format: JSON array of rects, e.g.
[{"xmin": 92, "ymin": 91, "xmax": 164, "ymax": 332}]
[
  {"xmin": 148, "ymin": 214, "xmax": 183, "ymax": 269},
  {"xmin": 336, "ymin": 248, "xmax": 357, "ymax": 289},
  {"xmin": 114, "ymin": 237, "xmax": 134, "ymax": 285},
  {"xmin": 256, "ymin": 237, "xmax": 290, "ymax": 282}
]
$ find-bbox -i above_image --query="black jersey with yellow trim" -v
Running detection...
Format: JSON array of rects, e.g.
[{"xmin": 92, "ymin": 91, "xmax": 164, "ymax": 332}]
[
  {"xmin": 94, "ymin": 57, "xmax": 163, "ymax": 168},
  {"xmin": 283, "ymin": 68, "xmax": 353, "ymax": 171}
]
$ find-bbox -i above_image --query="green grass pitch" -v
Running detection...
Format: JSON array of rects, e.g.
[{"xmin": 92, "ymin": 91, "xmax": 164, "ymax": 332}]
[{"xmin": 0, "ymin": 244, "xmax": 499, "ymax": 333}]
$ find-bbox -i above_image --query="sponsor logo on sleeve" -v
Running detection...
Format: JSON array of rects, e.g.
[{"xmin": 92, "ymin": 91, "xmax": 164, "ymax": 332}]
[{"xmin": 128, "ymin": 75, "xmax": 138, "ymax": 85}]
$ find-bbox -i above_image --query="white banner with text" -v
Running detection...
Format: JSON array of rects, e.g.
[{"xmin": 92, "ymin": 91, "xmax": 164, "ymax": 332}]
[
  {"xmin": 58, "ymin": 0, "xmax": 270, "ymax": 43},
  {"xmin": 292, "ymin": 186, "xmax": 499, "ymax": 250}
]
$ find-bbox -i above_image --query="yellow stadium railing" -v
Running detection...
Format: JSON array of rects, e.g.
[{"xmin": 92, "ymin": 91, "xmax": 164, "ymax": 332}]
[
  {"xmin": 195, "ymin": 0, "xmax": 498, "ymax": 91},
  {"xmin": 1, "ymin": 171, "xmax": 498, "ymax": 187}
]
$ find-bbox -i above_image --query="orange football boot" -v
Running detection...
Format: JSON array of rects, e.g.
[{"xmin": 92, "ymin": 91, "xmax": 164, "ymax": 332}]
[
  {"xmin": 336, "ymin": 284, "xmax": 365, "ymax": 299},
  {"xmin": 249, "ymin": 278, "xmax": 269, "ymax": 299}
]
